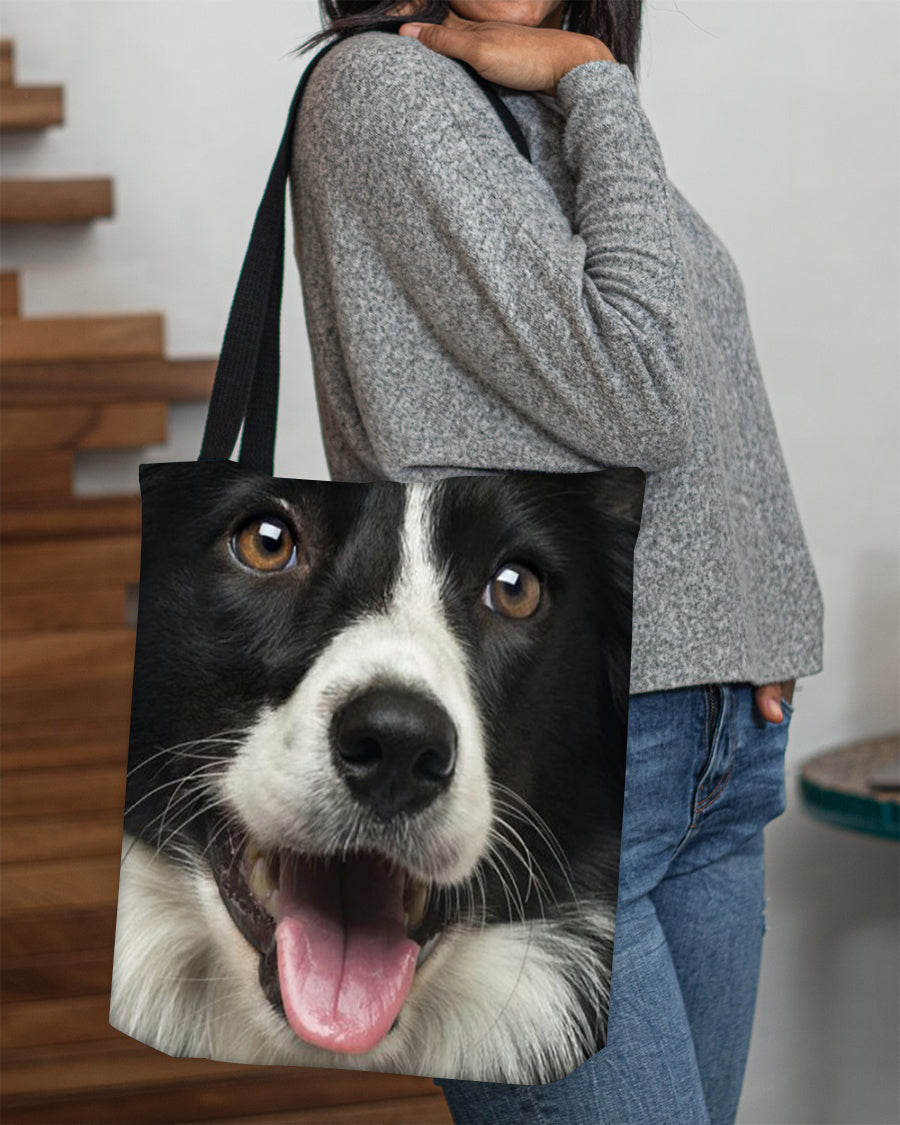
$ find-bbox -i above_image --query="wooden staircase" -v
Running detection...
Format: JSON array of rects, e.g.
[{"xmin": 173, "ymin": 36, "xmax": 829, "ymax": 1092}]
[
  {"xmin": 0, "ymin": 38, "xmax": 452, "ymax": 1125},
  {"xmin": 0, "ymin": 39, "xmax": 111, "ymax": 223}
]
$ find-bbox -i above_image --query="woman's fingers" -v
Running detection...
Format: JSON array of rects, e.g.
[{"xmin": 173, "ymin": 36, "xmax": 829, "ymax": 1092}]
[
  {"xmin": 398, "ymin": 16, "xmax": 480, "ymax": 62},
  {"xmin": 399, "ymin": 19, "xmax": 611, "ymax": 94},
  {"xmin": 753, "ymin": 679, "xmax": 796, "ymax": 723},
  {"xmin": 754, "ymin": 683, "xmax": 784, "ymax": 724}
]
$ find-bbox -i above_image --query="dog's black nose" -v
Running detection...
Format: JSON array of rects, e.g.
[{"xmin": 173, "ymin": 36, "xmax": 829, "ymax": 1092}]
[{"xmin": 331, "ymin": 688, "xmax": 457, "ymax": 819}]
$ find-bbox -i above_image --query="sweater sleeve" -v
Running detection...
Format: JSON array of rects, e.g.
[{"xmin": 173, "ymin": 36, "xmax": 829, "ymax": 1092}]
[{"xmin": 294, "ymin": 33, "xmax": 698, "ymax": 472}]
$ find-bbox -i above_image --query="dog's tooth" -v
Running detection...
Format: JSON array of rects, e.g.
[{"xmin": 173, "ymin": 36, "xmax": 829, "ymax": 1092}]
[
  {"xmin": 249, "ymin": 856, "xmax": 274, "ymax": 902},
  {"xmin": 268, "ymin": 890, "xmax": 282, "ymax": 922},
  {"xmin": 245, "ymin": 841, "xmax": 264, "ymax": 869},
  {"xmin": 404, "ymin": 880, "xmax": 429, "ymax": 929}
]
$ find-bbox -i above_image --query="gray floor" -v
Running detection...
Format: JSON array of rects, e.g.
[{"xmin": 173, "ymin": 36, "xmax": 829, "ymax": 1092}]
[{"xmin": 738, "ymin": 786, "xmax": 899, "ymax": 1125}]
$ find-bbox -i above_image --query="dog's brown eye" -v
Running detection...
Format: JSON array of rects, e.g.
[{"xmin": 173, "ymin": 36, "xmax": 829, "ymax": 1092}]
[
  {"xmin": 482, "ymin": 563, "xmax": 542, "ymax": 619},
  {"xmin": 232, "ymin": 516, "xmax": 297, "ymax": 573}
]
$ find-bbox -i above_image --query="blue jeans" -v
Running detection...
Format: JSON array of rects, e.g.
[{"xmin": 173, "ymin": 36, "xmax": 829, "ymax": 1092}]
[{"xmin": 434, "ymin": 682, "xmax": 792, "ymax": 1125}]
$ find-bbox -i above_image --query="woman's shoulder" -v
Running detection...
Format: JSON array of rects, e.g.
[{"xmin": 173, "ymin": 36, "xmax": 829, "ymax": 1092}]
[
  {"xmin": 297, "ymin": 30, "xmax": 478, "ymax": 147},
  {"xmin": 307, "ymin": 29, "xmax": 462, "ymax": 96}
]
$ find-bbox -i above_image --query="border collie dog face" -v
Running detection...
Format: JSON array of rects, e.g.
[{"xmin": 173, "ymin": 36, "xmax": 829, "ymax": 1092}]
[{"xmin": 111, "ymin": 460, "xmax": 644, "ymax": 1084}]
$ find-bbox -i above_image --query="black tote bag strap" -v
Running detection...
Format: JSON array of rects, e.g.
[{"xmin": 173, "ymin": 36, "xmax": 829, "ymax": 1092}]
[
  {"xmin": 199, "ymin": 30, "xmax": 532, "ymax": 473},
  {"xmin": 197, "ymin": 41, "xmax": 335, "ymax": 472},
  {"xmin": 454, "ymin": 59, "xmax": 531, "ymax": 162}
]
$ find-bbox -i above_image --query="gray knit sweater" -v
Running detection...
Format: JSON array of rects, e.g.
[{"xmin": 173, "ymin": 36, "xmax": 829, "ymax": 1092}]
[{"xmin": 289, "ymin": 30, "xmax": 824, "ymax": 694}]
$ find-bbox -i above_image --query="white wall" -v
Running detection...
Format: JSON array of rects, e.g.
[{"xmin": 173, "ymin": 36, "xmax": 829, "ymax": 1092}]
[{"xmin": 2, "ymin": 3, "xmax": 897, "ymax": 1121}]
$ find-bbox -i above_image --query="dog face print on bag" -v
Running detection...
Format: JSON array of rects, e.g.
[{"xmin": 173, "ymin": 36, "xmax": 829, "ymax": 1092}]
[{"xmin": 111, "ymin": 460, "xmax": 643, "ymax": 1084}]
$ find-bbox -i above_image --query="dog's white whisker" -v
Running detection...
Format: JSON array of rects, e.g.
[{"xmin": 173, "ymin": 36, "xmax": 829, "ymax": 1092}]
[
  {"xmin": 125, "ymin": 761, "xmax": 228, "ymax": 825},
  {"xmin": 489, "ymin": 813, "xmax": 557, "ymax": 915},
  {"xmin": 155, "ymin": 792, "xmax": 229, "ymax": 858},
  {"xmin": 123, "ymin": 776, "xmax": 192, "ymax": 817},
  {"xmin": 489, "ymin": 816, "xmax": 543, "ymax": 904},
  {"xmin": 150, "ymin": 764, "xmax": 231, "ymax": 856},
  {"xmin": 485, "ymin": 832, "xmax": 529, "ymax": 926},
  {"xmin": 491, "ymin": 785, "xmax": 578, "ymax": 902},
  {"xmin": 481, "ymin": 845, "xmax": 522, "ymax": 928},
  {"xmin": 148, "ymin": 773, "xmax": 231, "ymax": 859},
  {"xmin": 198, "ymin": 813, "xmax": 244, "ymax": 861},
  {"xmin": 471, "ymin": 864, "xmax": 488, "ymax": 932},
  {"xmin": 126, "ymin": 729, "xmax": 254, "ymax": 777}
]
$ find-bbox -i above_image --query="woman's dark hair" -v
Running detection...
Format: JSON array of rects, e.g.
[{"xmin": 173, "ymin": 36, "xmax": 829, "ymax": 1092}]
[{"xmin": 297, "ymin": 2, "xmax": 643, "ymax": 78}]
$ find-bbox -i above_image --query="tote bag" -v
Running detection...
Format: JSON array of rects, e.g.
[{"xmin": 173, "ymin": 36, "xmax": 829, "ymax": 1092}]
[{"xmin": 109, "ymin": 31, "xmax": 646, "ymax": 1086}]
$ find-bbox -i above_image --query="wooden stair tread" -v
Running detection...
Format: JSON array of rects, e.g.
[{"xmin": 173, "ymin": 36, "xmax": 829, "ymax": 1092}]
[
  {"xmin": 1, "ymin": 855, "xmax": 121, "ymax": 915},
  {"xmin": 1, "ymin": 1093, "xmax": 449, "ymax": 1125},
  {"xmin": 1, "ymin": 495, "xmax": 143, "ymax": 540},
  {"xmin": 1, "ymin": 725, "xmax": 129, "ymax": 770},
  {"xmin": 1, "ymin": 764, "xmax": 126, "ymax": 819},
  {"xmin": 2, "ymin": 948, "xmax": 114, "ymax": 1002},
  {"xmin": 1, "ymin": 1037, "xmax": 264, "ymax": 1097},
  {"xmin": 1, "ymin": 269, "xmax": 18, "ymax": 315},
  {"xmin": 1, "ymin": 586, "xmax": 129, "ymax": 633},
  {"xmin": 0, "ymin": 1037, "xmax": 439, "ymax": 1101},
  {"xmin": 201, "ymin": 1096, "xmax": 452, "ymax": 1125},
  {"xmin": 2, "ymin": 810, "xmax": 123, "ymax": 863},
  {"xmin": 1, "ymin": 313, "xmax": 164, "ymax": 363},
  {"xmin": 2, "ymin": 715, "xmax": 130, "ymax": 746},
  {"xmin": 1, "ymin": 995, "xmax": 117, "ymax": 1050},
  {"xmin": 1, "ymin": 627, "xmax": 136, "ymax": 727},
  {"xmin": 0, "ymin": 450, "xmax": 73, "ymax": 502},
  {"xmin": 1, "ymin": 357, "xmax": 217, "ymax": 404},
  {"xmin": 0, "ymin": 177, "xmax": 113, "ymax": 223},
  {"xmin": 1, "ymin": 401, "xmax": 167, "ymax": 451},
  {"xmin": 0, "ymin": 85, "xmax": 63, "ymax": 131},
  {"xmin": 1, "ymin": 625, "xmax": 136, "ymax": 681},
  {"xmin": 1, "ymin": 1090, "xmax": 449, "ymax": 1125},
  {"xmin": 1, "ymin": 905, "xmax": 117, "ymax": 956},
  {"xmin": 1, "ymin": 536, "xmax": 141, "ymax": 591},
  {"xmin": 1, "ymin": 39, "xmax": 13, "ymax": 86},
  {"xmin": 1, "ymin": 682, "xmax": 134, "ymax": 728}
]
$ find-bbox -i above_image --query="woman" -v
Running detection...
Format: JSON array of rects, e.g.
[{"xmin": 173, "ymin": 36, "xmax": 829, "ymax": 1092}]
[{"xmin": 290, "ymin": 2, "xmax": 824, "ymax": 1122}]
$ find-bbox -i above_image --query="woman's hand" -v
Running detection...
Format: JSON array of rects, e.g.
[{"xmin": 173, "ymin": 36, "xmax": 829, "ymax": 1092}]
[
  {"xmin": 397, "ymin": 9, "xmax": 615, "ymax": 96},
  {"xmin": 754, "ymin": 679, "xmax": 795, "ymax": 724}
]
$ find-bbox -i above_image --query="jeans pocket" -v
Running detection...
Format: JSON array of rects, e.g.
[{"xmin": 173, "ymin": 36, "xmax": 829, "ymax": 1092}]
[
  {"xmin": 773, "ymin": 698, "xmax": 794, "ymax": 733},
  {"xmin": 724, "ymin": 685, "xmax": 790, "ymax": 835},
  {"xmin": 755, "ymin": 699, "xmax": 791, "ymax": 822}
]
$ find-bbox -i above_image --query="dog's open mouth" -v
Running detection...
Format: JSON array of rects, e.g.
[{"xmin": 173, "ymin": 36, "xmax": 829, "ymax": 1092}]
[{"xmin": 207, "ymin": 826, "xmax": 448, "ymax": 1054}]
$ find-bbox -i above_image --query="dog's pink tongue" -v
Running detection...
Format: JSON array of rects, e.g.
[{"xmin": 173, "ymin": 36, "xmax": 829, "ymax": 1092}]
[{"xmin": 275, "ymin": 853, "xmax": 419, "ymax": 1055}]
